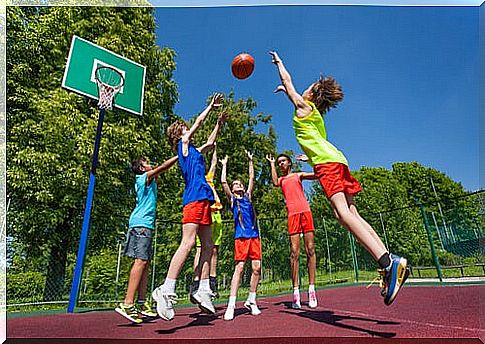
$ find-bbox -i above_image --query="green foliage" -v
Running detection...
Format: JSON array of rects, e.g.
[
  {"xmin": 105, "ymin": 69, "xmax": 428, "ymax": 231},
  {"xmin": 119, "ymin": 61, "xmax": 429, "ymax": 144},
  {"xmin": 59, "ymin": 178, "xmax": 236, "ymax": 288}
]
[{"xmin": 7, "ymin": 271, "xmax": 46, "ymax": 303}]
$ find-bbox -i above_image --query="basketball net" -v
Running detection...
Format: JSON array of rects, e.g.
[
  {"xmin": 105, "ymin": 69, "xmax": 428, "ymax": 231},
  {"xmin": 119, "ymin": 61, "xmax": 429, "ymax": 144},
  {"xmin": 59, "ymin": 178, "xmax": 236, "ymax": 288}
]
[{"xmin": 96, "ymin": 82, "xmax": 119, "ymax": 110}]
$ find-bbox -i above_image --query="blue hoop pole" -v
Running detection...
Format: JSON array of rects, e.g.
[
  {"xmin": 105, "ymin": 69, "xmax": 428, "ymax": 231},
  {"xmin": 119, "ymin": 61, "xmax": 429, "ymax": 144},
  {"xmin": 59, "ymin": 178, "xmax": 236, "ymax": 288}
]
[{"xmin": 67, "ymin": 109, "xmax": 106, "ymax": 313}]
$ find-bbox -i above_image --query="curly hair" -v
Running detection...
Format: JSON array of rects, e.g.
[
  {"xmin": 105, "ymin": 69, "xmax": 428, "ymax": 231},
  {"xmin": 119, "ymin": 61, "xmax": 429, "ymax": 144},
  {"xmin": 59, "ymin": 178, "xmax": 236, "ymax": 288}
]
[
  {"xmin": 167, "ymin": 119, "xmax": 188, "ymax": 149},
  {"xmin": 310, "ymin": 76, "xmax": 344, "ymax": 114}
]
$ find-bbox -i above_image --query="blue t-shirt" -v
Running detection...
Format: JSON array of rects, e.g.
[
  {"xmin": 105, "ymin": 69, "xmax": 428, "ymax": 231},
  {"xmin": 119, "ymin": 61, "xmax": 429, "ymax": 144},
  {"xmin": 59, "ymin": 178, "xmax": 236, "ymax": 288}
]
[
  {"xmin": 128, "ymin": 173, "xmax": 157, "ymax": 229},
  {"xmin": 178, "ymin": 141, "xmax": 214, "ymax": 206},
  {"xmin": 232, "ymin": 194, "xmax": 259, "ymax": 239}
]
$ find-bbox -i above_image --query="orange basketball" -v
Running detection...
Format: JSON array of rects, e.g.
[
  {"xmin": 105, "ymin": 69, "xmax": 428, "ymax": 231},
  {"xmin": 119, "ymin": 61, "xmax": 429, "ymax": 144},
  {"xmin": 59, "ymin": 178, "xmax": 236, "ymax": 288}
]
[{"xmin": 231, "ymin": 53, "xmax": 255, "ymax": 80}]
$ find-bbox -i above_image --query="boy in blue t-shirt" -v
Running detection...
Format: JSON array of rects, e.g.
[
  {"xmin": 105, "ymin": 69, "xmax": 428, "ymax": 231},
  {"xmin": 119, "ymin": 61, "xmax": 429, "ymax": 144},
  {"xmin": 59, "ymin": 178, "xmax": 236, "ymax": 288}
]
[
  {"xmin": 152, "ymin": 93, "xmax": 227, "ymax": 321},
  {"xmin": 115, "ymin": 155, "xmax": 178, "ymax": 323},
  {"xmin": 220, "ymin": 150, "xmax": 262, "ymax": 321}
]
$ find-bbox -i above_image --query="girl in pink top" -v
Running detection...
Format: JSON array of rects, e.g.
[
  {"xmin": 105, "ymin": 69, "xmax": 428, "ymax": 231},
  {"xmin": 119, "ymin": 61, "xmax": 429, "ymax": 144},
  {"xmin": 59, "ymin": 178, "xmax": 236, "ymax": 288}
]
[{"xmin": 266, "ymin": 153, "xmax": 318, "ymax": 309}]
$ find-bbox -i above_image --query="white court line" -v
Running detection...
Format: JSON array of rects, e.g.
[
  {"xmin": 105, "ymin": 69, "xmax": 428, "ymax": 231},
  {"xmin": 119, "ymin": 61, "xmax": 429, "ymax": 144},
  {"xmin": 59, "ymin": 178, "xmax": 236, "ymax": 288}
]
[{"xmin": 331, "ymin": 307, "xmax": 484, "ymax": 334}]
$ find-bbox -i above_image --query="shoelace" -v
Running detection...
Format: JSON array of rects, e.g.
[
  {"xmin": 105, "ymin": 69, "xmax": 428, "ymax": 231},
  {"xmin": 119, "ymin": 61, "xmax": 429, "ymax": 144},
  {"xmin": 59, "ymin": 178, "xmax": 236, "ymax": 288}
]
[
  {"xmin": 309, "ymin": 291, "xmax": 316, "ymax": 301},
  {"xmin": 366, "ymin": 269, "xmax": 386, "ymax": 290},
  {"xmin": 164, "ymin": 294, "xmax": 178, "ymax": 306}
]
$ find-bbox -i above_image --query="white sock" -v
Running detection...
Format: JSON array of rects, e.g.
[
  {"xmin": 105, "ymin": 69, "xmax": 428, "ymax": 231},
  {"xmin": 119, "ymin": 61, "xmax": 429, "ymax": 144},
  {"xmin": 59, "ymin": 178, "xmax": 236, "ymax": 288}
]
[
  {"xmin": 162, "ymin": 278, "xmax": 176, "ymax": 293},
  {"xmin": 198, "ymin": 278, "xmax": 210, "ymax": 291},
  {"xmin": 308, "ymin": 284, "xmax": 315, "ymax": 293},
  {"xmin": 293, "ymin": 287, "xmax": 300, "ymax": 295},
  {"xmin": 228, "ymin": 296, "xmax": 237, "ymax": 308},
  {"xmin": 247, "ymin": 291, "xmax": 256, "ymax": 303}
]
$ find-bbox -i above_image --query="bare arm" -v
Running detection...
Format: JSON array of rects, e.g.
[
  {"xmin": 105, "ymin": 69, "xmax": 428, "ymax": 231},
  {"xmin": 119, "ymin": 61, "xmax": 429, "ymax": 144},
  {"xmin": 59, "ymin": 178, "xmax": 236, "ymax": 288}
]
[
  {"xmin": 220, "ymin": 155, "xmax": 233, "ymax": 204},
  {"xmin": 146, "ymin": 155, "xmax": 178, "ymax": 185},
  {"xmin": 270, "ymin": 51, "xmax": 312, "ymax": 118},
  {"xmin": 198, "ymin": 111, "xmax": 228, "ymax": 154},
  {"xmin": 299, "ymin": 172, "xmax": 317, "ymax": 180},
  {"xmin": 265, "ymin": 154, "xmax": 279, "ymax": 187},
  {"xmin": 246, "ymin": 150, "xmax": 255, "ymax": 199},
  {"xmin": 207, "ymin": 144, "xmax": 218, "ymax": 176}
]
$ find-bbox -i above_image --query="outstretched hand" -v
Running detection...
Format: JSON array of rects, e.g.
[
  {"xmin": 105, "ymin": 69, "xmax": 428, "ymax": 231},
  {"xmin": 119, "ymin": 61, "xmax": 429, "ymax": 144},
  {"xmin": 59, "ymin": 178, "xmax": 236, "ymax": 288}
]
[
  {"xmin": 210, "ymin": 93, "xmax": 224, "ymax": 109},
  {"xmin": 220, "ymin": 155, "xmax": 229, "ymax": 165},
  {"xmin": 295, "ymin": 154, "xmax": 309, "ymax": 162},
  {"xmin": 269, "ymin": 51, "xmax": 282, "ymax": 64},
  {"xmin": 218, "ymin": 111, "xmax": 229, "ymax": 124},
  {"xmin": 245, "ymin": 149, "xmax": 253, "ymax": 161},
  {"xmin": 265, "ymin": 154, "xmax": 275, "ymax": 163}
]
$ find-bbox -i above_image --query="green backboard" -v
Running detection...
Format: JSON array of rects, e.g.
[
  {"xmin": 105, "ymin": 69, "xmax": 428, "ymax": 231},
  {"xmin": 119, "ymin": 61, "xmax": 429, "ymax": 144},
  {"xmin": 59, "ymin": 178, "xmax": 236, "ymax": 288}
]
[{"xmin": 62, "ymin": 36, "xmax": 146, "ymax": 116}]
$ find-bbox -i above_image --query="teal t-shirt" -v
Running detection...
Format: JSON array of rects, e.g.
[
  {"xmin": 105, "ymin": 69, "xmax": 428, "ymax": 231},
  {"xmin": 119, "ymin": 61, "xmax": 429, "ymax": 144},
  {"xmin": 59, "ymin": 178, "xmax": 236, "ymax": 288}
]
[{"xmin": 128, "ymin": 173, "xmax": 157, "ymax": 229}]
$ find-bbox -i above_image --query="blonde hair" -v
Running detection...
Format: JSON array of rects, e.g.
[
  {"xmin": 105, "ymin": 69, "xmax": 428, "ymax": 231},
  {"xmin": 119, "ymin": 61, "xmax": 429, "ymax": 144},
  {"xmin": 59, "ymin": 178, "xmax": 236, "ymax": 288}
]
[{"xmin": 167, "ymin": 120, "xmax": 188, "ymax": 149}]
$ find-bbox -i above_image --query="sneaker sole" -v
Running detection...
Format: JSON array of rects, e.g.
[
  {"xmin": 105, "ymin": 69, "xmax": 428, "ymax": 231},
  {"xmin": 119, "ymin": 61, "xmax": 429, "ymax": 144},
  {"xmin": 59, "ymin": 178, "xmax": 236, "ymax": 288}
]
[
  {"xmin": 152, "ymin": 290, "xmax": 175, "ymax": 321},
  {"xmin": 115, "ymin": 308, "xmax": 142, "ymax": 324},
  {"xmin": 244, "ymin": 302, "xmax": 261, "ymax": 316},
  {"xmin": 385, "ymin": 259, "xmax": 409, "ymax": 306},
  {"xmin": 192, "ymin": 293, "xmax": 216, "ymax": 314}
]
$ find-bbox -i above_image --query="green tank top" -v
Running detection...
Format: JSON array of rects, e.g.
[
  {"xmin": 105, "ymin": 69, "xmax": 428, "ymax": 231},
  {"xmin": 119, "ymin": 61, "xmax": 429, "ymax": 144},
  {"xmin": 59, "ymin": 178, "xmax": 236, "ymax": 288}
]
[{"xmin": 293, "ymin": 101, "xmax": 348, "ymax": 167}]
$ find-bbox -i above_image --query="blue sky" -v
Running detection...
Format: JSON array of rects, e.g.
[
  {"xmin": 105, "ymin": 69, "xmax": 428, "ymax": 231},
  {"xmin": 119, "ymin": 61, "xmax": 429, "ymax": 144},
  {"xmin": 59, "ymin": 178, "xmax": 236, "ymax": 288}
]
[{"xmin": 154, "ymin": 5, "xmax": 480, "ymax": 191}]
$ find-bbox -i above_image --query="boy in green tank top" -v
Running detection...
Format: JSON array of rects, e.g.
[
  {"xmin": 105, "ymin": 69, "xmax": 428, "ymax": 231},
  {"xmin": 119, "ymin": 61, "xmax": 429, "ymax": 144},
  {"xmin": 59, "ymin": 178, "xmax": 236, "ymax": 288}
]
[{"xmin": 270, "ymin": 51, "xmax": 409, "ymax": 306}]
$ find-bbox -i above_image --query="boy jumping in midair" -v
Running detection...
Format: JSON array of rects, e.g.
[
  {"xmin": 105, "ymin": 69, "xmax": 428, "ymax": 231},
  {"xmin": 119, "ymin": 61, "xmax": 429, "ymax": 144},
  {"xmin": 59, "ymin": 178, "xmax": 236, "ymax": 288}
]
[
  {"xmin": 220, "ymin": 150, "xmax": 262, "ymax": 321},
  {"xmin": 270, "ymin": 51, "xmax": 409, "ymax": 306},
  {"xmin": 152, "ymin": 93, "xmax": 227, "ymax": 320}
]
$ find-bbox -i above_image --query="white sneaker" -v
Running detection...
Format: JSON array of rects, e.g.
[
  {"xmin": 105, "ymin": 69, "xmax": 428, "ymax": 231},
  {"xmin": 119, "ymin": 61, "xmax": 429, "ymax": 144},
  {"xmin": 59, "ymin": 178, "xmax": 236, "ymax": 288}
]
[
  {"xmin": 291, "ymin": 293, "xmax": 301, "ymax": 309},
  {"xmin": 243, "ymin": 300, "xmax": 261, "ymax": 316},
  {"xmin": 152, "ymin": 287, "xmax": 177, "ymax": 321},
  {"xmin": 308, "ymin": 290, "xmax": 318, "ymax": 308},
  {"xmin": 223, "ymin": 306, "xmax": 235, "ymax": 321},
  {"xmin": 192, "ymin": 290, "xmax": 216, "ymax": 314}
]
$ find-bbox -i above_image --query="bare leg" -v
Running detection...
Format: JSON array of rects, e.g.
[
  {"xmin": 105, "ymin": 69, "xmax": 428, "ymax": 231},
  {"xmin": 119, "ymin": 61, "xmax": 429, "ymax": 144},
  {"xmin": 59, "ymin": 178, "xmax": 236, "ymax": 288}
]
[
  {"xmin": 124, "ymin": 259, "xmax": 148, "ymax": 304},
  {"xmin": 289, "ymin": 234, "xmax": 300, "ymax": 288},
  {"xmin": 166, "ymin": 223, "xmax": 198, "ymax": 279},
  {"xmin": 195, "ymin": 225, "xmax": 213, "ymax": 281},
  {"xmin": 249, "ymin": 260, "xmax": 261, "ymax": 293},
  {"xmin": 303, "ymin": 231, "xmax": 316, "ymax": 285},
  {"xmin": 210, "ymin": 246, "xmax": 219, "ymax": 277},
  {"xmin": 192, "ymin": 246, "xmax": 201, "ymax": 281},
  {"xmin": 229, "ymin": 261, "xmax": 245, "ymax": 297},
  {"xmin": 329, "ymin": 192, "xmax": 387, "ymax": 260},
  {"xmin": 137, "ymin": 261, "xmax": 150, "ymax": 301}
]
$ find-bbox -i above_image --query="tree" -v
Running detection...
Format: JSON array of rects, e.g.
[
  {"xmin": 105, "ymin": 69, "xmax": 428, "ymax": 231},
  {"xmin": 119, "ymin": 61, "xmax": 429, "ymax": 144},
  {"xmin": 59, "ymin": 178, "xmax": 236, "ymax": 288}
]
[{"xmin": 7, "ymin": 7, "xmax": 178, "ymax": 301}]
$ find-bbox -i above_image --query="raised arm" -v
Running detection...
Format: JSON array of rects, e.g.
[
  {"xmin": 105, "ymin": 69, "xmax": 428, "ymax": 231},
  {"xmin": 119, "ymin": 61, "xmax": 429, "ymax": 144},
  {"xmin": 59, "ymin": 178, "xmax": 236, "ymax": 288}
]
[
  {"xmin": 270, "ymin": 51, "xmax": 312, "ymax": 118},
  {"xmin": 198, "ymin": 111, "xmax": 228, "ymax": 154},
  {"xmin": 207, "ymin": 144, "xmax": 218, "ymax": 176},
  {"xmin": 246, "ymin": 150, "xmax": 255, "ymax": 199},
  {"xmin": 220, "ymin": 155, "xmax": 233, "ymax": 203},
  {"xmin": 146, "ymin": 155, "xmax": 178, "ymax": 185},
  {"xmin": 265, "ymin": 154, "xmax": 279, "ymax": 187}
]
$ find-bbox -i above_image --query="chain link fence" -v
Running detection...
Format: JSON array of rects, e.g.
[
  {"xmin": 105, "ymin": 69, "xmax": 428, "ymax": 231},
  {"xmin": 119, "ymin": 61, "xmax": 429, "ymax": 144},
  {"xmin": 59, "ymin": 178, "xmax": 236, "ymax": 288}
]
[{"xmin": 7, "ymin": 191, "xmax": 484, "ymax": 310}]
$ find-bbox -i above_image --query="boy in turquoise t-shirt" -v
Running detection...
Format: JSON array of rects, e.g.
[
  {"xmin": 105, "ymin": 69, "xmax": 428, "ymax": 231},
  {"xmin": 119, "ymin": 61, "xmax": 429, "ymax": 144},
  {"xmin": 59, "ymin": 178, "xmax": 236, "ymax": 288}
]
[
  {"xmin": 270, "ymin": 51, "xmax": 409, "ymax": 306},
  {"xmin": 115, "ymin": 155, "xmax": 178, "ymax": 323}
]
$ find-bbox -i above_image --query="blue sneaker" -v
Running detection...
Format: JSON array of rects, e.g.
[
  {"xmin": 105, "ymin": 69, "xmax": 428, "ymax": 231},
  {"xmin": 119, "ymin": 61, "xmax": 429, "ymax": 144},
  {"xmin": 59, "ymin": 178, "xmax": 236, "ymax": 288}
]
[{"xmin": 383, "ymin": 254, "xmax": 409, "ymax": 305}]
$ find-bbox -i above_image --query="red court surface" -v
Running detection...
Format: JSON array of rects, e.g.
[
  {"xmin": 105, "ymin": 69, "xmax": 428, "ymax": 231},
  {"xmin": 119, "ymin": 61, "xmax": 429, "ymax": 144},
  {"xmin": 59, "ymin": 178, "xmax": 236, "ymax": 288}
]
[{"xmin": 7, "ymin": 284, "xmax": 485, "ymax": 343}]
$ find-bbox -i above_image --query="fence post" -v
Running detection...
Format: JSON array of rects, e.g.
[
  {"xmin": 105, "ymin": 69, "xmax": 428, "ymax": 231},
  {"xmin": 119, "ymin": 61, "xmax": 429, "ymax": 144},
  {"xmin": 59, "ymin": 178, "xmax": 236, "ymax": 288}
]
[
  {"xmin": 348, "ymin": 232, "xmax": 359, "ymax": 283},
  {"xmin": 151, "ymin": 224, "xmax": 160, "ymax": 297},
  {"xmin": 322, "ymin": 218, "xmax": 332, "ymax": 281},
  {"xmin": 419, "ymin": 205, "xmax": 443, "ymax": 282}
]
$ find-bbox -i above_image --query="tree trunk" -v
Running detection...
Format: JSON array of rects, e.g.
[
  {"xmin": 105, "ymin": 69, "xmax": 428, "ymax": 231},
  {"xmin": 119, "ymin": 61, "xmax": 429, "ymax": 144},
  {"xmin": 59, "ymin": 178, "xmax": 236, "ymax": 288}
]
[{"xmin": 42, "ymin": 226, "xmax": 69, "ymax": 302}]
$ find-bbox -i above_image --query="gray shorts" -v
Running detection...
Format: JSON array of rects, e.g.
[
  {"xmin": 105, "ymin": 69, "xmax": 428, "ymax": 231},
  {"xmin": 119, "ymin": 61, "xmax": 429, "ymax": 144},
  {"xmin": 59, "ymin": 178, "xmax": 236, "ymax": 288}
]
[{"xmin": 124, "ymin": 227, "xmax": 153, "ymax": 261}]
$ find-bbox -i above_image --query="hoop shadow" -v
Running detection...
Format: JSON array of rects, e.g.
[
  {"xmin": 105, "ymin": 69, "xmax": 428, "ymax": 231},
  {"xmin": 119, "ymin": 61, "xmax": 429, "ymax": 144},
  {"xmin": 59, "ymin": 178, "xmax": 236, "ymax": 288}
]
[
  {"xmin": 155, "ymin": 312, "xmax": 219, "ymax": 334},
  {"xmin": 280, "ymin": 309, "xmax": 398, "ymax": 338}
]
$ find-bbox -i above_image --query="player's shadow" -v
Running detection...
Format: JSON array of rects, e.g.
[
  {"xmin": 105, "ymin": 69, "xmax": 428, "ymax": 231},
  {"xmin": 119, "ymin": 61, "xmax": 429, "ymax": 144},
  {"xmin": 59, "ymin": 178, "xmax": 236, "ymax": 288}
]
[
  {"xmin": 155, "ymin": 312, "xmax": 219, "ymax": 334},
  {"xmin": 278, "ymin": 306, "xmax": 398, "ymax": 338}
]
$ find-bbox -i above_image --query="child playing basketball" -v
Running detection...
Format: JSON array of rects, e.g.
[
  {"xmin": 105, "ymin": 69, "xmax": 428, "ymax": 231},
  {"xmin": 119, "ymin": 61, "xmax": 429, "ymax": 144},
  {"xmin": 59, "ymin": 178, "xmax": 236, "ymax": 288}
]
[
  {"xmin": 115, "ymin": 155, "xmax": 178, "ymax": 323},
  {"xmin": 266, "ymin": 153, "xmax": 318, "ymax": 309},
  {"xmin": 190, "ymin": 145, "xmax": 224, "ymax": 299},
  {"xmin": 220, "ymin": 151, "xmax": 262, "ymax": 321},
  {"xmin": 270, "ymin": 51, "xmax": 409, "ymax": 306},
  {"xmin": 152, "ymin": 93, "xmax": 227, "ymax": 320}
]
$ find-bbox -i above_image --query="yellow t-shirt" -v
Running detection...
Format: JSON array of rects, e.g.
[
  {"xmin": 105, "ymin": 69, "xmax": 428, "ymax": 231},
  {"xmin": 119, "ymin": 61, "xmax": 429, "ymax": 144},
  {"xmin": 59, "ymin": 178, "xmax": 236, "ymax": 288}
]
[
  {"xmin": 293, "ymin": 101, "xmax": 348, "ymax": 167},
  {"xmin": 205, "ymin": 171, "xmax": 223, "ymax": 211}
]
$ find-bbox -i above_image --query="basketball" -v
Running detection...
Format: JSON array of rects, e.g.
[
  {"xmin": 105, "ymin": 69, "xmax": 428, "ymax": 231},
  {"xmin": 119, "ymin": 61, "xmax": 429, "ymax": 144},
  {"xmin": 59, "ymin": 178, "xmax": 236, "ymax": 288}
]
[{"xmin": 231, "ymin": 53, "xmax": 255, "ymax": 80}]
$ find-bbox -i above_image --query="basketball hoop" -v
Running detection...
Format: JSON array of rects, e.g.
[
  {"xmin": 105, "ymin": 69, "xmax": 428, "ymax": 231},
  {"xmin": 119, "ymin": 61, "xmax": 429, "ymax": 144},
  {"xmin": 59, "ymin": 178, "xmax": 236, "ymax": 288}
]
[{"xmin": 95, "ymin": 66, "xmax": 124, "ymax": 110}]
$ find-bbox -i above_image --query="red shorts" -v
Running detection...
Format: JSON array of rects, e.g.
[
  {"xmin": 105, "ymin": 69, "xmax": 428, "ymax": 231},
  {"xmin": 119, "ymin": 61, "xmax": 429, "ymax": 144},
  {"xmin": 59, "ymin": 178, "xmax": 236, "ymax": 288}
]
[
  {"xmin": 314, "ymin": 163, "xmax": 362, "ymax": 199},
  {"xmin": 288, "ymin": 211, "xmax": 315, "ymax": 235},
  {"xmin": 182, "ymin": 200, "xmax": 212, "ymax": 225},
  {"xmin": 234, "ymin": 237, "xmax": 262, "ymax": 261}
]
